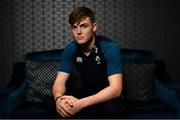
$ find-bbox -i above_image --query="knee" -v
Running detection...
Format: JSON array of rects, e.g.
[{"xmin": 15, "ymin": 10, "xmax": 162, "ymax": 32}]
[{"xmin": 98, "ymin": 98, "xmax": 126, "ymax": 118}]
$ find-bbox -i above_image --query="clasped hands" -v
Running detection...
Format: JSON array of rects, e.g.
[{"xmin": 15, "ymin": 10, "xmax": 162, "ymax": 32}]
[{"xmin": 56, "ymin": 95, "xmax": 83, "ymax": 118}]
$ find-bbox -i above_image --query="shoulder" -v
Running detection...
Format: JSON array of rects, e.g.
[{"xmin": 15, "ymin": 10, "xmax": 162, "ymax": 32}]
[
  {"xmin": 63, "ymin": 41, "xmax": 77, "ymax": 53},
  {"xmin": 64, "ymin": 41, "xmax": 77, "ymax": 50},
  {"xmin": 97, "ymin": 36, "xmax": 123, "ymax": 75},
  {"xmin": 97, "ymin": 36, "xmax": 120, "ymax": 54}
]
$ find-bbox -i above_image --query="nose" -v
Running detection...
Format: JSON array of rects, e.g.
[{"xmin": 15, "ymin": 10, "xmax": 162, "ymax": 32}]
[{"xmin": 77, "ymin": 27, "xmax": 82, "ymax": 35}]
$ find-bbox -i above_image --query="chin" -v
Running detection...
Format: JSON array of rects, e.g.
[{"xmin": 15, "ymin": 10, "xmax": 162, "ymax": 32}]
[{"xmin": 76, "ymin": 40, "xmax": 87, "ymax": 45}]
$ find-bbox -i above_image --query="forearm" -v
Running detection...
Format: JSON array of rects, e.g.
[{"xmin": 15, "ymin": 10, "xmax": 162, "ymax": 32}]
[
  {"xmin": 80, "ymin": 74, "xmax": 122, "ymax": 108},
  {"xmin": 80, "ymin": 85, "xmax": 121, "ymax": 108},
  {"xmin": 52, "ymin": 82, "xmax": 66, "ymax": 99},
  {"xmin": 52, "ymin": 72, "xmax": 70, "ymax": 100}
]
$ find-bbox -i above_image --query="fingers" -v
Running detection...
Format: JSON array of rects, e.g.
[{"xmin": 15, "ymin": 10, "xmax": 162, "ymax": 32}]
[
  {"xmin": 56, "ymin": 99, "xmax": 74, "ymax": 118},
  {"xmin": 57, "ymin": 106, "xmax": 70, "ymax": 118},
  {"xmin": 61, "ymin": 95, "xmax": 78, "ymax": 107},
  {"xmin": 55, "ymin": 95, "xmax": 79, "ymax": 118},
  {"xmin": 65, "ymin": 99, "xmax": 74, "ymax": 107},
  {"xmin": 61, "ymin": 95, "xmax": 78, "ymax": 104}
]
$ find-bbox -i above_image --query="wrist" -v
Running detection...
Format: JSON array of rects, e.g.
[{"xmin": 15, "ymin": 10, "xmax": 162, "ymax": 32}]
[
  {"xmin": 55, "ymin": 95, "xmax": 63, "ymax": 103},
  {"xmin": 80, "ymin": 98, "xmax": 89, "ymax": 108}
]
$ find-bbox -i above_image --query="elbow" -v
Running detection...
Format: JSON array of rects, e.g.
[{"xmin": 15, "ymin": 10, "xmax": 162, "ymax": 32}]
[
  {"xmin": 114, "ymin": 89, "xmax": 122, "ymax": 98},
  {"xmin": 110, "ymin": 84, "xmax": 122, "ymax": 98}
]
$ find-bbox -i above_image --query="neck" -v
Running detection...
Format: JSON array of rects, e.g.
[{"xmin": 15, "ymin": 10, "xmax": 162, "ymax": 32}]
[{"xmin": 81, "ymin": 35, "xmax": 96, "ymax": 54}]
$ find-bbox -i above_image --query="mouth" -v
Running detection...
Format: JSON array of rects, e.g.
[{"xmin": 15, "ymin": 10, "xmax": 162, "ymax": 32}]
[{"xmin": 76, "ymin": 36, "xmax": 83, "ymax": 40}]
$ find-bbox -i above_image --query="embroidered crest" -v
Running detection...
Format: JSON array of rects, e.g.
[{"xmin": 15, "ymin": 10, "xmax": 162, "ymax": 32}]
[
  {"xmin": 95, "ymin": 56, "xmax": 101, "ymax": 64},
  {"xmin": 76, "ymin": 57, "xmax": 83, "ymax": 63},
  {"xmin": 94, "ymin": 45, "xmax": 98, "ymax": 53}
]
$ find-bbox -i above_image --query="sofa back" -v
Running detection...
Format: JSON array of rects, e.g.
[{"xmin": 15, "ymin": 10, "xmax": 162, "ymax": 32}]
[
  {"xmin": 25, "ymin": 49, "xmax": 155, "ymax": 64},
  {"xmin": 121, "ymin": 49, "xmax": 154, "ymax": 64}
]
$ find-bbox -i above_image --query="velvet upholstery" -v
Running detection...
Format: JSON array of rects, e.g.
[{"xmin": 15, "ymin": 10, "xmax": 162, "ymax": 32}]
[{"xmin": 0, "ymin": 49, "xmax": 179, "ymax": 119}]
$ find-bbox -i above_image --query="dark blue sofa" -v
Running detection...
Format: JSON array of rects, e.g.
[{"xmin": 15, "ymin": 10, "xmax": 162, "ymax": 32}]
[{"xmin": 0, "ymin": 49, "xmax": 180, "ymax": 119}]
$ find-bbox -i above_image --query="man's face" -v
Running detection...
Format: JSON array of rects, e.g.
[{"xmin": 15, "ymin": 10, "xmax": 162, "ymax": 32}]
[{"xmin": 71, "ymin": 17, "xmax": 97, "ymax": 45}]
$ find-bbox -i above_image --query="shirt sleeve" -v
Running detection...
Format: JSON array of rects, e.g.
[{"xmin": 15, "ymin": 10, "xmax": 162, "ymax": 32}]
[
  {"xmin": 59, "ymin": 41, "xmax": 77, "ymax": 73},
  {"xmin": 103, "ymin": 42, "xmax": 123, "ymax": 76}
]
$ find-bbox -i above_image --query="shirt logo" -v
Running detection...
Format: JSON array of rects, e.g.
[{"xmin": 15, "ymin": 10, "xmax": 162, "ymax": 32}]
[
  {"xmin": 95, "ymin": 56, "xmax": 101, "ymax": 64},
  {"xmin": 76, "ymin": 57, "xmax": 83, "ymax": 63},
  {"xmin": 94, "ymin": 45, "xmax": 98, "ymax": 53}
]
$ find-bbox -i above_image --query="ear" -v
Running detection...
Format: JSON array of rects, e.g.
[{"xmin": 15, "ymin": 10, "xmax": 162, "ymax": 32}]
[{"xmin": 93, "ymin": 23, "xmax": 97, "ymax": 32}]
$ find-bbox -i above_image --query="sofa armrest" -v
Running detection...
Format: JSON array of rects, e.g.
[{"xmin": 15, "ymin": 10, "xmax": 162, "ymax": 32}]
[
  {"xmin": 155, "ymin": 78, "xmax": 180, "ymax": 110},
  {"xmin": 176, "ymin": 89, "xmax": 180, "ymax": 117},
  {"xmin": 0, "ymin": 87, "xmax": 17, "ymax": 96},
  {"xmin": 2, "ymin": 80, "xmax": 27, "ymax": 117}
]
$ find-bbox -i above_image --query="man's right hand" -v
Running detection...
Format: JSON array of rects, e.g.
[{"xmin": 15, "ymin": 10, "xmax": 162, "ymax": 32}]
[{"xmin": 55, "ymin": 96, "xmax": 76, "ymax": 118}]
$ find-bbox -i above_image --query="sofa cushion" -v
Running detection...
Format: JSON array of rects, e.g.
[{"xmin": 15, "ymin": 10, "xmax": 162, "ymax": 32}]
[
  {"xmin": 25, "ymin": 60, "xmax": 60, "ymax": 102},
  {"xmin": 123, "ymin": 64, "xmax": 155, "ymax": 102}
]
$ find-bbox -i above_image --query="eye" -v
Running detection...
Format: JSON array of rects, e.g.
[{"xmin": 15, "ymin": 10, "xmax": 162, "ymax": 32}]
[
  {"xmin": 80, "ymin": 24, "xmax": 88, "ymax": 29},
  {"xmin": 71, "ymin": 25, "xmax": 77, "ymax": 29}
]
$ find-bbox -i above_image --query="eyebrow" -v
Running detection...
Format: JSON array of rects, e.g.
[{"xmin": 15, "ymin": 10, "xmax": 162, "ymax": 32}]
[{"xmin": 72, "ymin": 23, "xmax": 89, "ymax": 28}]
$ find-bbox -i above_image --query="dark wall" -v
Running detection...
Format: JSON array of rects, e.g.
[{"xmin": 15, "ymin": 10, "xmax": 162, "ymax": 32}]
[{"xmin": 0, "ymin": 0, "xmax": 180, "ymax": 88}]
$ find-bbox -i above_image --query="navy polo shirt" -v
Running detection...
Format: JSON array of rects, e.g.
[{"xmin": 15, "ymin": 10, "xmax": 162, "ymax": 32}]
[{"xmin": 59, "ymin": 36, "xmax": 123, "ymax": 95}]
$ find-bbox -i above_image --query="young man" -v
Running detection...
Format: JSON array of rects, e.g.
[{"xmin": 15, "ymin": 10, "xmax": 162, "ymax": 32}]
[{"xmin": 52, "ymin": 7, "xmax": 125, "ymax": 118}]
